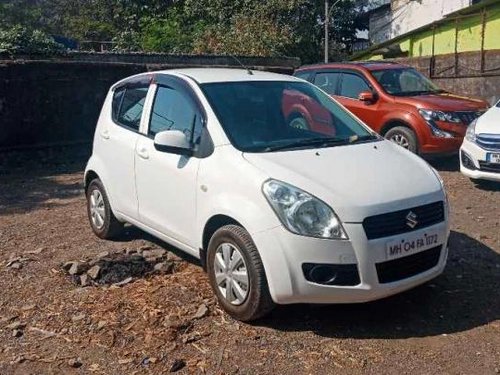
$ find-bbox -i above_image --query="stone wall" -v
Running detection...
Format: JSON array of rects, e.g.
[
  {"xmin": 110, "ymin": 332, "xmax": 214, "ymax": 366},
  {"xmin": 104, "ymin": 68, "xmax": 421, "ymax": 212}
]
[{"xmin": 0, "ymin": 53, "xmax": 300, "ymax": 150}]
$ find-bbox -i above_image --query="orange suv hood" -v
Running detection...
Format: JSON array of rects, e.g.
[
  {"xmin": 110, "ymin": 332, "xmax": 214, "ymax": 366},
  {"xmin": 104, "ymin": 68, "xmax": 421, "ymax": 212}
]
[{"xmin": 396, "ymin": 93, "xmax": 489, "ymax": 111}]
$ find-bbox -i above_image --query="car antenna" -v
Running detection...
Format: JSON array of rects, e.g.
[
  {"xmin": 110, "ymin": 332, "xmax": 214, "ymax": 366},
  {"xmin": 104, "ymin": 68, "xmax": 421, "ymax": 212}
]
[{"xmin": 229, "ymin": 54, "xmax": 253, "ymax": 75}]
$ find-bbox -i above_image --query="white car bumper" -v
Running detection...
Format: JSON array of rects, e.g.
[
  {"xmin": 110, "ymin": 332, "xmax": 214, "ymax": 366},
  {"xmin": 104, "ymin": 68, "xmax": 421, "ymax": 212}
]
[
  {"xmin": 253, "ymin": 217, "xmax": 450, "ymax": 305},
  {"xmin": 460, "ymin": 138, "xmax": 500, "ymax": 182}
]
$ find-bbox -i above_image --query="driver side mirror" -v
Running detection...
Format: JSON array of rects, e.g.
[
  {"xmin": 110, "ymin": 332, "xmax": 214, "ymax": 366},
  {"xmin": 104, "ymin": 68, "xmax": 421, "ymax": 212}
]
[
  {"xmin": 154, "ymin": 130, "xmax": 193, "ymax": 156},
  {"xmin": 358, "ymin": 91, "xmax": 376, "ymax": 103}
]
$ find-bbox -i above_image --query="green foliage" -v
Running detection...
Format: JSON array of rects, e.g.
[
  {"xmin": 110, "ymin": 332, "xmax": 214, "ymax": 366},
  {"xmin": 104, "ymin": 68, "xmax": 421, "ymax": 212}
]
[
  {"xmin": 0, "ymin": 0, "xmax": 362, "ymax": 62},
  {"xmin": 0, "ymin": 25, "xmax": 65, "ymax": 55}
]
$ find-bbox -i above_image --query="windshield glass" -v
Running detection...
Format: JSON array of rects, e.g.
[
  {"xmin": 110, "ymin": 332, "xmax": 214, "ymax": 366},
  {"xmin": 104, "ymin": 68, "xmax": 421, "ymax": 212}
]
[
  {"xmin": 201, "ymin": 81, "xmax": 376, "ymax": 152},
  {"xmin": 371, "ymin": 68, "xmax": 442, "ymax": 96}
]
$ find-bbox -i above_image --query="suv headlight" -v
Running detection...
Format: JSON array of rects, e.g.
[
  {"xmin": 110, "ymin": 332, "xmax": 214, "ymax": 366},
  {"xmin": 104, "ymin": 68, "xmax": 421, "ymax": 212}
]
[
  {"xmin": 465, "ymin": 119, "xmax": 477, "ymax": 142},
  {"xmin": 262, "ymin": 180, "xmax": 348, "ymax": 239},
  {"xmin": 419, "ymin": 109, "xmax": 461, "ymax": 123}
]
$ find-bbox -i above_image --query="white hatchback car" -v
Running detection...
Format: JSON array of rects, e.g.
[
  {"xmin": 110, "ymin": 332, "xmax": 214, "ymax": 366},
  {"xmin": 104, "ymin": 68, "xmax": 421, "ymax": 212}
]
[
  {"xmin": 85, "ymin": 68, "xmax": 450, "ymax": 321},
  {"xmin": 460, "ymin": 101, "xmax": 500, "ymax": 182}
]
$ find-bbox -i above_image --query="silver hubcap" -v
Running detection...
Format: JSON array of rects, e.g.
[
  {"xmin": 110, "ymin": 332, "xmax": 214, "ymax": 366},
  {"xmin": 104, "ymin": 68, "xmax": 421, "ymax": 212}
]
[
  {"xmin": 289, "ymin": 116, "xmax": 309, "ymax": 130},
  {"xmin": 89, "ymin": 189, "xmax": 106, "ymax": 230},
  {"xmin": 390, "ymin": 134, "xmax": 410, "ymax": 149},
  {"xmin": 214, "ymin": 243, "xmax": 249, "ymax": 305}
]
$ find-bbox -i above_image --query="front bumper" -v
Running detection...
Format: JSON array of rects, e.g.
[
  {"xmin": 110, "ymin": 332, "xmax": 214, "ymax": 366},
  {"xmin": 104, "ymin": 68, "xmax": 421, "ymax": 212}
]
[
  {"xmin": 253, "ymin": 220, "xmax": 450, "ymax": 305},
  {"xmin": 460, "ymin": 139, "xmax": 500, "ymax": 182},
  {"xmin": 420, "ymin": 135, "xmax": 463, "ymax": 155}
]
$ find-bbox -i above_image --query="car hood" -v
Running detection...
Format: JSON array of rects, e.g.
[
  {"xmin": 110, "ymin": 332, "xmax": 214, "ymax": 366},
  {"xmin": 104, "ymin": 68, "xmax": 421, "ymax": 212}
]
[
  {"xmin": 243, "ymin": 140, "xmax": 444, "ymax": 223},
  {"xmin": 476, "ymin": 105, "xmax": 500, "ymax": 134},
  {"xmin": 397, "ymin": 93, "xmax": 489, "ymax": 111}
]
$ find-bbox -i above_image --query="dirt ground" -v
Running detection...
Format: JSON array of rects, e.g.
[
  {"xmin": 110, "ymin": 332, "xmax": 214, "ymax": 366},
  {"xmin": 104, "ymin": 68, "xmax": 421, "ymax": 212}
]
[{"xmin": 0, "ymin": 148, "xmax": 499, "ymax": 375}]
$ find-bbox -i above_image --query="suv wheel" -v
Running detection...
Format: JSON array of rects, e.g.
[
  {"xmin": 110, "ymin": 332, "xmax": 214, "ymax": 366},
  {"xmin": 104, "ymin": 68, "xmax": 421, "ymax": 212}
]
[
  {"xmin": 86, "ymin": 178, "xmax": 123, "ymax": 239},
  {"xmin": 385, "ymin": 126, "xmax": 418, "ymax": 153},
  {"xmin": 207, "ymin": 225, "xmax": 275, "ymax": 321}
]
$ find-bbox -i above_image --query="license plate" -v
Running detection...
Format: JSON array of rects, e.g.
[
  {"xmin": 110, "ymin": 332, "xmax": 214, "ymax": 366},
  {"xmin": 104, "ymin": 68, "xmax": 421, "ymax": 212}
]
[
  {"xmin": 386, "ymin": 232, "xmax": 441, "ymax": 260},
  {"xmin": 487, "ymin": 153, "xmax": 500, "ymax": 164}
]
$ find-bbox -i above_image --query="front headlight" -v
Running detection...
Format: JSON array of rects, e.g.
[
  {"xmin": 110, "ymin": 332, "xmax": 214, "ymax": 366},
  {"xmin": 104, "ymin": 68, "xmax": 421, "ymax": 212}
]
[
  {"xmin": 419, "ymin": 109, "xmax": 461, "ymax": 123},
  {"xmin": 262, "ymin": 180, "xmax": 348, "ymax": 239},
  {"xmin": 465, "ymin": 119, "xmax": 477, "ymax": 142}
]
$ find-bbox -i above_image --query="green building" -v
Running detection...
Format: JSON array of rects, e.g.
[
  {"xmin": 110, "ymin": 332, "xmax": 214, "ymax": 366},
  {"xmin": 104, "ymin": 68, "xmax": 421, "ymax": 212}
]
[{"xmin": 353, "ymin": 0, "xmax": 500, "ymax": 61}]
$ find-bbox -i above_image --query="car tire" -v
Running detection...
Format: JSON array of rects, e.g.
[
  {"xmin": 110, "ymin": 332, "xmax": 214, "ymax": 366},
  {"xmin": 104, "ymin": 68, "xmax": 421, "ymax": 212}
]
[
  {"xmin": 287, "ymin": 112, "xmax": 310, "ymax": 130},
  {"xmin": 207, "ymin": 225, "xmax": 275, "ymax": 321},
  {"xmin": 385, "ymin": 126, "xmax": 418, "ymax": 154},
  {"xmin": 86, "ymin": 178, "xmax": 123, "ymax": 239}
]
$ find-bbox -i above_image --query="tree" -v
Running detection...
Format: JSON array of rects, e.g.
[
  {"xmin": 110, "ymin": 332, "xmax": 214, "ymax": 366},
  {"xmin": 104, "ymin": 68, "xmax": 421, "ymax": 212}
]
[{"xmin": 0, "ymin": 0, "xmax": 362, "ymax": 62}]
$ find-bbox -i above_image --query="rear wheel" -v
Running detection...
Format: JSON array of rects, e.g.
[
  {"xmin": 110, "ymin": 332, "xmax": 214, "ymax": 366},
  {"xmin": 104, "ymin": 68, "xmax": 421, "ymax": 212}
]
[
  {"xmin": 385, "ymin": 126, "xmax": 418, "ymax": 154},
  {"xmin": 86, "ymin": 179, "xmax": 123, "ymax": 239},
  {"xmin": 287, "ymin": 112, "xmax": 310, "ymax": 130},
  {"xmin": 207, "ymin": 225, "xmax": 275, "ymax": 321}
]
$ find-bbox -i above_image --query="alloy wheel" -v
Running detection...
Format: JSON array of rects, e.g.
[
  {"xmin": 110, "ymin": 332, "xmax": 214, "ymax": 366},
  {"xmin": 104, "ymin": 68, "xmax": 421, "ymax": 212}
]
[
  {"xmin": 390, "ymin": 133, "xmax": 410, "ymax": 149},
  {"xmin": 213, "ymin": 243, "xmax": 249, "ymax": 305},
  {"xmin": 89, "ymin": 189, "xmax": 106, "ymax": 230}
]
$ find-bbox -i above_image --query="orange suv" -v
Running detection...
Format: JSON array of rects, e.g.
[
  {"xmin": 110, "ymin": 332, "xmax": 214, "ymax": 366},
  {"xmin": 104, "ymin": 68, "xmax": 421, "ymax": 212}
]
[{"xmin": 294, "ymin": 62, "xmax": 489, "ymax": 155}]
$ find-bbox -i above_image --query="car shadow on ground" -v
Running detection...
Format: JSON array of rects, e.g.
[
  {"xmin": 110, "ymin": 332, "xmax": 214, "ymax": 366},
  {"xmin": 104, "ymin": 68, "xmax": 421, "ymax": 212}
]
[
  {"xmin": 257, "ymin": 230, "xmax": 500, "ymax": 339},
  {"xmin": 427, "ymin": 155, "xmax": 460, "ymax": 172},
  {"xmin": 114, "ymin": 225, "xmax": 202, "ymax": 267}
]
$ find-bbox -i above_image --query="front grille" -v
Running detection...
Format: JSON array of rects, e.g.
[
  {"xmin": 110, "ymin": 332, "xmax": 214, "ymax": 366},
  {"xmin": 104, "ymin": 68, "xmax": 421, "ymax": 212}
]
[
  {"xmin": 479, "ymin": 161, "xmax": 500, "ymax": 173},
  {"xmin": 456, "ymin": 111, "xmax": 482, "ymax": 125},
  {"xmin": 376, "ymin": 246, "xmax": 441, "ymax": 284},
  {"xmin": 476, "ymin": 134, "xmax": 500, "ymax": 151},
  {"xmin": 363, "ymin": 201, "xmax": 445, "ymax": 240}
]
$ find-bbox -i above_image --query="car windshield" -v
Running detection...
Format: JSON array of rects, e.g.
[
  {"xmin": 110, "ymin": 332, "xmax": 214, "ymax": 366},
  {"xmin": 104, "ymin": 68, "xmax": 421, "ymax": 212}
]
[
  {"xmin": 200, "ymin": 80, "xmax": 377, "ymax": 152},
  {"xmin": 371, "ymin": 68, "xmax": 444, "ymax": 96}
]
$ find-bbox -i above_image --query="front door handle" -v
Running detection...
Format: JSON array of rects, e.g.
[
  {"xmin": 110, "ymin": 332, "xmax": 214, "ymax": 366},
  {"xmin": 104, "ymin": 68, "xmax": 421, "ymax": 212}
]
[
  {"xmin": 100, "ymin": 129, "xmax": 110, "ymax": 139},
  {"xmin": 137, "ymin": 147, "xmax": 149, "ymax": 160}
]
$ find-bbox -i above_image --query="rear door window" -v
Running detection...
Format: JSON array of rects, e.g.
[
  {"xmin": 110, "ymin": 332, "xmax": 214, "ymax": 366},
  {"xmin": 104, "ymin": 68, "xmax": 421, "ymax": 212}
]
[
  {"xmin": 114, "ymin": 86, "xmax": 149, "ymax": 131},
  {"xmin": 339, "ymin": 73, "xmax": 370, "ymax": 99},
  {"xmin": 314, "ymin": 72, "xmax": 341, "ymax": 95}
]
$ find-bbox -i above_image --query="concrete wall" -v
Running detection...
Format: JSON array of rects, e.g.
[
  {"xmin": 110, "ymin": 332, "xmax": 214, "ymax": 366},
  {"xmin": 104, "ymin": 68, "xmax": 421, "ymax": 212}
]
[
  {"xmin": 394, "ymin": 50, "xmax": 500, "ymax": 105},
  {"xmin": 0, "ymin": 53, "xmax": 300, "ymax": 150}
]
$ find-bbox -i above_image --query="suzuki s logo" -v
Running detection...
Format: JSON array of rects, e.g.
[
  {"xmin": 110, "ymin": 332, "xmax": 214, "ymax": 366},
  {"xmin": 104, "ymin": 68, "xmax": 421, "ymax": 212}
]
[{"xmin": 406, "ymin": 211, "xmax": 418, "ymax": 228}]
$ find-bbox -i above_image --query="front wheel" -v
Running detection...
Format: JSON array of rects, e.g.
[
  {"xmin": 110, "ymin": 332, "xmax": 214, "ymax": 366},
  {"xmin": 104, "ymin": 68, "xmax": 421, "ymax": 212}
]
[
  {"xmin": 207, "ymin": 225, "xmax": 275, "ymax": 321},
  {"xmin": 385, "ymin": 126, "xmax": 418, "ymax": 154}
]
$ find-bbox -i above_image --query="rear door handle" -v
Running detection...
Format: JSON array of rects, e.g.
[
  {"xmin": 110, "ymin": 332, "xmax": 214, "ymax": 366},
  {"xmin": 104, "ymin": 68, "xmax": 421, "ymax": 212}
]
[
  {"xmin": 100, "ymin": 129, "xmax": 110, "ymax": 139},
  {"xmin": 137, "ymin": 147, "xmax": 149, "ymax": 160}
]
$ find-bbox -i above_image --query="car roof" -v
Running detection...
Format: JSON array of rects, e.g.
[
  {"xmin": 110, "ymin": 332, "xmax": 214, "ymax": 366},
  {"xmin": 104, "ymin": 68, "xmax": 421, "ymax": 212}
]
[
  {"xmin": 296, "ymin": 61, "xmax": 408, "ymax": 72},
  {"xmin": 115, "ymin": 68, "xmax": 300, "ymax": 86}
]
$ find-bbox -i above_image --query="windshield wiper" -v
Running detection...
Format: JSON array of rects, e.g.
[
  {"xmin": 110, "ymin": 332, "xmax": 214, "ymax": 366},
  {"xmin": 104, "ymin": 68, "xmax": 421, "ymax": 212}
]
[
  {"xmin": 263, "ymin": 137, "xmax": 351, "ymax": 152},
  {"xmin": 347, "ymin": 134, "xmax": 379, "ymax": 144}
]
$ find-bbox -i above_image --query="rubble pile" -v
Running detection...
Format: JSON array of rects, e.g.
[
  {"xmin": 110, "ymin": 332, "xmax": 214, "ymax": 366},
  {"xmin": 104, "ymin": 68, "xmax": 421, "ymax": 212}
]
[{"xmin": 62, "ymin": 247, "xmax": 179, "ymax": 287}]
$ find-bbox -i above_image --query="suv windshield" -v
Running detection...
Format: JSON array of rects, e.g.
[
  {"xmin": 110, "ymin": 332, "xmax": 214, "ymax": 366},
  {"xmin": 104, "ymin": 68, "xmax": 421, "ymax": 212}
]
[
  {"xmin": 371, "ymin": 68, "xmax": 444, "ymax": 96},
  {"xmin": 201, "ymin": 81, "xmax": 376, "ymax": 152}
]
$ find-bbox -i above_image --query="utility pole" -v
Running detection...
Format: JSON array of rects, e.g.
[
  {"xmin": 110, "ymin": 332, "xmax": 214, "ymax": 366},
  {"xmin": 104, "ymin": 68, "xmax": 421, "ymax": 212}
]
[{"xmin": 325, "ymin": 0, "xmax": 329, "ymax": 63}]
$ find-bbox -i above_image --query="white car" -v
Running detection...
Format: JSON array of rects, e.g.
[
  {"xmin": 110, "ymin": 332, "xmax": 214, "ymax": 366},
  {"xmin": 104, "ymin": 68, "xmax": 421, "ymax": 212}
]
[
  {"xmin": 460, "ymin": 101, "xmax": 500, "ymax": 182},
  {"xmin": 85, "ymin": 68, "xmax": 450, "ymax": 321}
]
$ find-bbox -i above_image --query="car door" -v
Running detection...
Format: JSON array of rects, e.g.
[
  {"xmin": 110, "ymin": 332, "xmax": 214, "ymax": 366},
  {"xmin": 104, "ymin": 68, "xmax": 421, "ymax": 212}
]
[
  {"xmin": 135, "ymin": 78, "xmax": 203, "ymax": 250},
  {"xmin": 102, "ymin": 80, "xmax": 149, "ymax": 218}
]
